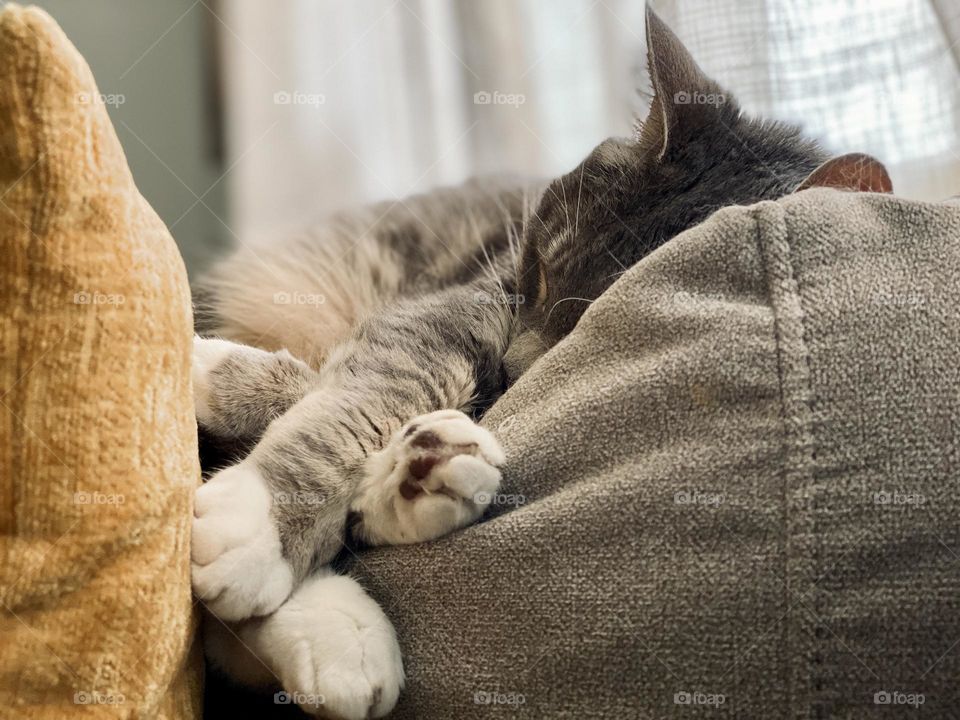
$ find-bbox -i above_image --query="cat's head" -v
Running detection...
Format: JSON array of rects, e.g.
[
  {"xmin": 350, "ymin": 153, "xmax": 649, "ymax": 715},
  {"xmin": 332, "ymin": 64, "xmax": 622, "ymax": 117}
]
[{"xmin": 504, "ymin": 6, "xmax": 889, "ymax": 381}]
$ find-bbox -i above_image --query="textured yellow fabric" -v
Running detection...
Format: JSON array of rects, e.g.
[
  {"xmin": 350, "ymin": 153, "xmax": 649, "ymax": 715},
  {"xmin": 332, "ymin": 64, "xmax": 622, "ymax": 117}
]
[{"xmin": 0, "ymin": 5, "xmax": 202, "ymax": 718}]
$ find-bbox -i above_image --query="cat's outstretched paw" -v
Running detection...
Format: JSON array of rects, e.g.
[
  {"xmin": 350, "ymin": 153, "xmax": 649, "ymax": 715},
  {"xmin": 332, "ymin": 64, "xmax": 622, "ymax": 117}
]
[
  {"xmin": 205, "ymin": 571, "xmax": 403, "ymax": 720},
  {"xmin": 192, "ymin": 335, "xmax": 236, "ymax": 429},
  {"xmin": 192, "ymin": 335, "xmax": 316, "ymax": 440},
  {"xmin": 191, "ymin": 462, "xmax": 294, "ymax": 621},
  {"xmin": 351, "ymin": 409, "xmax": 505, "ymax": 545},
  {"xmin": 265, "ymin": 573, "xmax": 402, "ymax": 719}
]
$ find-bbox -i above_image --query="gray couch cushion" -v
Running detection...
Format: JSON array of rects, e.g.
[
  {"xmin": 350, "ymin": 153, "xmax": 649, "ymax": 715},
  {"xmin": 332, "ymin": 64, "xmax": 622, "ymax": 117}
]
[{"xmin": 348, "ymin": 188, "xmax": 960, "ymax": 718}]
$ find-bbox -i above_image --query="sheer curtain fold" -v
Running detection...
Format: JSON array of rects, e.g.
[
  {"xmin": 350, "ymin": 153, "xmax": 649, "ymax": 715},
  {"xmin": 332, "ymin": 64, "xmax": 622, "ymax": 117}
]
[{"xmin": 219, "ymin": 0, "xmax": 960, "ymax": 244}]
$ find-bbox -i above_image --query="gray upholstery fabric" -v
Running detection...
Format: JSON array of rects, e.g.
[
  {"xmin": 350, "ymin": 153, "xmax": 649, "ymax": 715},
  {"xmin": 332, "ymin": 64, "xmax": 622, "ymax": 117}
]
[{"xmin": 347, "ymin": 188, "xmax": 960, "ymax": 718}]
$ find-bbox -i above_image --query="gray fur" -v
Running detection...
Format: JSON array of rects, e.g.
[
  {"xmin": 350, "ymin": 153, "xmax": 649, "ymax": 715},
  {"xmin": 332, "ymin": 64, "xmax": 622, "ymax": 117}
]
[
  {"xmin": 509, "ymin": 11, "xmax": 825, "ymax": 365},
  {"xmin": 194, "ymin": 7, "xmax": 826, "ymax": 587},
  {"xmin": 203, "ymin": 348, "xmax": 319, "ymax": 439},
  {"xmin": 248, "ymin": 288, "xmax": 515, "ymax": 577}
]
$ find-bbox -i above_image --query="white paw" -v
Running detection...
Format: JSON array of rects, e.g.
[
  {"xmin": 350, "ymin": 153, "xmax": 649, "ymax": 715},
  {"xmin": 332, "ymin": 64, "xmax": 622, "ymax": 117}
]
[
  {"xmin": 251, "ymin": 571, "xmax": 404, "ymax": 719},
  {"xmin": 351, "ymin": 410, "xmax": 504, "ymax": 545},
  {"xmin": 191, "ymin": 335, "xmax": 237, "ymax": 427},
  {"xmin": 191, "ymin": 462, "xmax": 294, "ymax": 621}
]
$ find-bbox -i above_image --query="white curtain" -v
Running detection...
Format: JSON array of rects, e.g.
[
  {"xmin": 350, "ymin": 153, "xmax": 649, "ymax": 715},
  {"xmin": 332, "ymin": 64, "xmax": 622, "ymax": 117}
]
[{"xmin": 217, "ymin": 0, "xmax": 960, "ymax": 244}]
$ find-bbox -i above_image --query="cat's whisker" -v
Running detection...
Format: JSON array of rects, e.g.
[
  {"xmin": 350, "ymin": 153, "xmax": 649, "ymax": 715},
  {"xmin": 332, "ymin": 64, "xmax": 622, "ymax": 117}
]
[
  {"xmin": 469, "ymin": 215, "xmax": 512, "ymax": 307},
  {"xmin": 522, "ymin": 184, "xmax": 550, "ymax": 237},
  {"xmin": 478, "ymin": 249, "xmax": 501, "ymax": 294},
  {"xmin": 512, "ymin": 188, "xmax": 543, "ymax": 303},
  {"xmin": 574, "ymin": 163, "xmax": 585, "ymax": 235},
  {"xmin": 505, "ymin": 220, "xmax": 523, "ymax": 302},
  {"xmin": 559, "ymin": 176, "xmax": 571, "ymax": 239},
  {"xmin": 544, "ymin": 296, "xmax": 594, "ymax": 326},
  {"xmin": 531, "ymin": 205, "xmax": 550, "ymax": 232},
  {"xmin": 547, "ymin": 180, "xmax": 571, "ymax": 241}
]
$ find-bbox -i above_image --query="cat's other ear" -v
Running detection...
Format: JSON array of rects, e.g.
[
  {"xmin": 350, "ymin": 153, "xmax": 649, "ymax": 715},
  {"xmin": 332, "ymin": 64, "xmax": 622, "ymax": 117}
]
[
  {"xmin": 793, "ymin": 153, "xmax": 893, "ymax": 194},
  {"xmin": 636, "ymin": 4, "xmax": 733, "ymax": 160}
]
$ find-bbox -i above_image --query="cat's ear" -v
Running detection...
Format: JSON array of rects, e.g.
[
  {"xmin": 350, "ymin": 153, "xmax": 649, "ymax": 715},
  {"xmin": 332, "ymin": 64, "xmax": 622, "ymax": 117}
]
[
  {"xmin": 636, "ymin": 5, "xmax": 732, "ymax": 160},
  {"xmin": 794, "ymin": 153, "xmax": 893, "ymax": 194}
]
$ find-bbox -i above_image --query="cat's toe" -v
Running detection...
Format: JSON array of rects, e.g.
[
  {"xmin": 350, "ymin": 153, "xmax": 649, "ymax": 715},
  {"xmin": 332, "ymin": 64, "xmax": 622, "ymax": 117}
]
[
  {"xmin": 191, "ymin": 462, "xmax": 294, "ymax": 621},
  {"xmin": 353, "ymin": 410, "xmax": 504, "ymax": 545},
  {"xmin": 258, "ymin": 573, "xmax": 404, "ymax": 719}
]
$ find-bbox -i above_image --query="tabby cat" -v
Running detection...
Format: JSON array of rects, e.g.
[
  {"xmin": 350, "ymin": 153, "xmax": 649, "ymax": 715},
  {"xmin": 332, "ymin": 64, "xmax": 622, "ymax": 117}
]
[{"xmin": 191, "ymin": 7, "xmax": 888, "ymax": 718}]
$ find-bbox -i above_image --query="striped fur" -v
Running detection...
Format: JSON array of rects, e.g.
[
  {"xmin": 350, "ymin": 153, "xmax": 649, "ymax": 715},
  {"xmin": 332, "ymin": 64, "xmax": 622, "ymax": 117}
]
[{"xmin": 190, "ymin": 8, "xmax": 829, "ymax": 717}]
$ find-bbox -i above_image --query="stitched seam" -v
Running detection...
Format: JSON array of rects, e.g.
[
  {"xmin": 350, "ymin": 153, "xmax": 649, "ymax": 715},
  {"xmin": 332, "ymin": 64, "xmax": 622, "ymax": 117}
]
[
  {"xmin": 753, "ymin": 201, "xmax": 819, "ymax": 720},
  {"xmin": 783, "ymin": 211, "xmax": 822, "ymax": 720}
]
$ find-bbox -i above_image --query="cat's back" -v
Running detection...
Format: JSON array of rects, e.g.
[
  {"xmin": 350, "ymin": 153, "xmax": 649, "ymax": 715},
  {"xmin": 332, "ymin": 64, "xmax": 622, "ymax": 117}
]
[{"xmin": 194, "ymin": 176, "xmax": 541, "ymax": 365}]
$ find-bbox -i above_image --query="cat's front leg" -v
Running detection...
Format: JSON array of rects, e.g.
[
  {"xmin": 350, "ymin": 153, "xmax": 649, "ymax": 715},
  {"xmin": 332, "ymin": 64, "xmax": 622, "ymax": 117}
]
[
  {"xmin": 191, "ymin": 405, "xmax": 505, "ymax": 621},
  {"xmin": 193, "ymin": 335, "xmax": 319, "ymax": 441},
  {"xmin": 204, "ymin": 568, "xmax": 404, "ymax": 719},
  {"xmin": 351, "ymin": 410, "xmax": 505, "ymax": 545},
  {"xmin": 192, "ymin": 294, "xmax": 511, "ymax": 621},
  {"xmin": 191, "ymin": 460, "xmax": 296, "ymax": 620},
  {"xmin": 192, "ymin": 393, "xmax": 367, "ymax": 621}
]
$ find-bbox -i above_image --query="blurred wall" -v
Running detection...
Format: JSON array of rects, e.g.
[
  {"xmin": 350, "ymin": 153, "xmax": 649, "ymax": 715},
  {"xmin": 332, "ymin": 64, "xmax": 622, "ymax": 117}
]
[{"xmin": 30, "ymin": 0, "xmax": 227, "ymax": 277}]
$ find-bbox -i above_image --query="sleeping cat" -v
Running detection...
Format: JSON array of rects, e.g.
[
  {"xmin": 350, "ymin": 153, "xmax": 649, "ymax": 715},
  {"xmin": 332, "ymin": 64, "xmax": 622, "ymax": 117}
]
[{"xmin": 191, "ymin": 7, "xmax": 889, "ymax": 719}]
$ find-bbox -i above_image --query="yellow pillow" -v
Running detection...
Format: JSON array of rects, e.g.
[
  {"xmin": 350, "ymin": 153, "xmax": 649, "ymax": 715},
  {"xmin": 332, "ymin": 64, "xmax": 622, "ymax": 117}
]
[{"xmin": 0, "ymin": 5, "xmax": 201, "ymax": 718}]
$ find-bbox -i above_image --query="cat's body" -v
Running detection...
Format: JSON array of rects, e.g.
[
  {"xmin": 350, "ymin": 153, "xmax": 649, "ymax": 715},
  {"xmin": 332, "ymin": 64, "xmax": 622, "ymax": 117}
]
[
  {"xmin": 191, "ymin": 179, "xmax": 543, "ymax": 719},
  {"xmin": 195, "ymin": 177, "xmax": 537, "ymax": 372},
  {"xmin": 193, "ymin": 179, "xmax": 540, "ymax": 575},
  {"xmin": 188, "ymin": 9, "xmax": 880, "ymax": 719}
]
